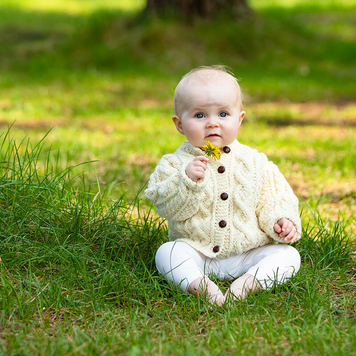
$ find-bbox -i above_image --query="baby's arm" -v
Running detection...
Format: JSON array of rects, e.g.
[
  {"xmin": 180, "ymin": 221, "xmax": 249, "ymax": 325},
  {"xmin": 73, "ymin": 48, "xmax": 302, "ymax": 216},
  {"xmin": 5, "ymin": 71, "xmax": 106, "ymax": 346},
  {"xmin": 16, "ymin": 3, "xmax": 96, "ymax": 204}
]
[
  {"xmin": 274, "ymin": 218, "xmax": 298, "ymax": 244},
  {"xmin": 185, "ymin": 156, "xmax": 209, "ymax": 182},
  {"xmin": 145, "ymin": 154, "xmax": 209, "ymax": 221},
  {"xmin": 256, "ymin": 160, "xmax": 302, "ymax": 243}
]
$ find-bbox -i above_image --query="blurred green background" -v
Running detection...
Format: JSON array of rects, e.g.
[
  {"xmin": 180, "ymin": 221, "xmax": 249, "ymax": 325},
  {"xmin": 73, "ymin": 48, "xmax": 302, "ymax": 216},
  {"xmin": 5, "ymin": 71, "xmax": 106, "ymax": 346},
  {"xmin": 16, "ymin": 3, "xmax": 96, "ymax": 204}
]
[{"xmin": 1, "ymin": 0, "xmax": 355, "ymax": 222}]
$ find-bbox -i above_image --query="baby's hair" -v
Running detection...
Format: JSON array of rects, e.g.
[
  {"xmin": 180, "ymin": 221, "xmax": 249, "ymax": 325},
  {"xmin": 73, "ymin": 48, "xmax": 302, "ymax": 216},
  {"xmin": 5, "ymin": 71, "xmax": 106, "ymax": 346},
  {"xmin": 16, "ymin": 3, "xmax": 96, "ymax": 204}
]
[{"xmin": 174, "ymin": 65, "xmax": 244, "ymax": 116}]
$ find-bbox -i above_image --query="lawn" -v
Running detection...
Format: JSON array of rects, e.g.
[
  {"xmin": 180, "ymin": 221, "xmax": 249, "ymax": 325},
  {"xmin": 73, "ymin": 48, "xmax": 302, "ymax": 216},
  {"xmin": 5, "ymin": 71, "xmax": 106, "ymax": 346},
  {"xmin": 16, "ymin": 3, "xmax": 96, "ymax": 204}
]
[{"xmin": 0, "ymin": 0, "xmax": 355, "ymax": 354}]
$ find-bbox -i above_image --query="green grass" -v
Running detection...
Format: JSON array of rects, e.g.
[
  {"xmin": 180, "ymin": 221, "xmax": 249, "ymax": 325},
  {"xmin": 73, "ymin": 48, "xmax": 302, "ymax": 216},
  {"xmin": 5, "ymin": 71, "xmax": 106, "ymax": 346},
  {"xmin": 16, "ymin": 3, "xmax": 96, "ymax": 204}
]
[
  {"xmin": 0, "ymin": 0, "xmax": 356, "ymax": 354},
  {"xmin": 0, "ymin": 128, "xmax": 355, "ymax": 355}
]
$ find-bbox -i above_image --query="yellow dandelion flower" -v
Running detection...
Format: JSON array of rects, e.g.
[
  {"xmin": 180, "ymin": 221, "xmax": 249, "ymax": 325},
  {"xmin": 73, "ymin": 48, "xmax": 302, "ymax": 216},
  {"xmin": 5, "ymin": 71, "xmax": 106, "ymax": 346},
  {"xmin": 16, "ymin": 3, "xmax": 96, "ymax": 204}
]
[{"xmin": 202, "ymin": 140, "xmax": 221, "ymax": 161}]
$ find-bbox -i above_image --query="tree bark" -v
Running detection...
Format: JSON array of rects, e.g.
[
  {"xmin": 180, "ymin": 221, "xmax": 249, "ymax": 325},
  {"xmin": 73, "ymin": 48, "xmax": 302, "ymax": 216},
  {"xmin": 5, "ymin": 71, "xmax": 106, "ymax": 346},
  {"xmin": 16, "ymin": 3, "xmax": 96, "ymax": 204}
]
[{"xmin": 145, "ymin": 0, "xmax": 251, "ymax": 19}]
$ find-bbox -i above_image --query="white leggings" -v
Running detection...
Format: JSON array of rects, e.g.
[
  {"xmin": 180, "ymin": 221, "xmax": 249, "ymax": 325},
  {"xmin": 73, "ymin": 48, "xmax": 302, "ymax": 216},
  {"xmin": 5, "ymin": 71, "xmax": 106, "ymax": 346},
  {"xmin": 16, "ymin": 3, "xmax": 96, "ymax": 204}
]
[{"xmin": 155, "ymin": 241, "xmax": 301, "ymax": 291}]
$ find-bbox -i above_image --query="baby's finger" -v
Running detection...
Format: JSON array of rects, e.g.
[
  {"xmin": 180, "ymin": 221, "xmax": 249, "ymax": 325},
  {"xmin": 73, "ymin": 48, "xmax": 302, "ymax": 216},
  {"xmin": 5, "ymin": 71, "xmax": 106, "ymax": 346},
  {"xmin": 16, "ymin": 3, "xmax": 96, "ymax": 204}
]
[
  {"xmin": 281, "ymin": 218, "xmax": 290, "ymax": 228},
  {"xmin": 286, "ymin": 233, "xmax": 298, "ymax": 244},
  {"xmin": 195, "ymin": 166, "xmax": 206, "ymax": 176},
  {"xmin": 290, "ymin": 235, "xmax": 298, "ymax": 244},
  {"xmin": 281, "ymin": 219, "xmax": 293, "ymax": 231},
  {"xmin": 278, "ymin": 225, "xmax": 292, "ymax": 237},
  {"xmin": 195, "ymin": 156, "xmax": 209, "ymax": 164},
  {"xmin": 194, "ymin": 161, "xmax": 208, "ymax": 170},
  {"xmin": 284, "ymin": 228, "xmax": 296, "ymax": 242},
  {"xmin": 276, "ymin": 218, "xmax": 288, "ymax": 232},
  {"xmin": 274, "ymin": 223, "xmax": 282, "ymax": 233}
]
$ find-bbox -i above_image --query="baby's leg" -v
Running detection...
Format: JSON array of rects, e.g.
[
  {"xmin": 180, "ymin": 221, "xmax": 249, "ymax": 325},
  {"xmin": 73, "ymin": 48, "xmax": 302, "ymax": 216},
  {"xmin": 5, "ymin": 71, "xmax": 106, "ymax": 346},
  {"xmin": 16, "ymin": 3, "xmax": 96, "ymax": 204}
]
[
  {"xmin": 155, "ymin": 241, "xmax": 225, "ymax": 305},
  {"xmin": 224, "ymin": 244, "xmax": 300, "ymax": 301}
]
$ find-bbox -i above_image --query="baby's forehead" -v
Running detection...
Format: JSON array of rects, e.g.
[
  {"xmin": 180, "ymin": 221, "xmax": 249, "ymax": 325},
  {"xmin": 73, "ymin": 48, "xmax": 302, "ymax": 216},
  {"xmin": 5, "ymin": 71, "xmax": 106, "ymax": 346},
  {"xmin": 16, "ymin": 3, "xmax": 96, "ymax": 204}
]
[{"xmin": 182, "ymin": 69, "xmax": 235, "ymax": 87}]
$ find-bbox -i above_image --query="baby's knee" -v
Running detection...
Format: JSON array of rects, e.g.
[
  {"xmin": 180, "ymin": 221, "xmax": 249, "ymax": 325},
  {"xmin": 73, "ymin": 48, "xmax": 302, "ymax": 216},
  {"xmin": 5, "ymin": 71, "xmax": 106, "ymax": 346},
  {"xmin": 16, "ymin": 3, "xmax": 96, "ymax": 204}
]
[
  {"xmin": 285, "ymin": 245, "xmax": 301, "ymax": 272},
  {"xmin": 155, "ymin": 241, "xmax": 175, "ymax": 259},
  {"xmin": 276, "ymin": 244, "xmax": 301, "ymax": 276},
  {"xmin": 155, "ymin": 241, "xmax": 176, "ymax": 273},
  {"xmin": 154, "ymin": 241, "xmax": 205, "ymax": 291}
]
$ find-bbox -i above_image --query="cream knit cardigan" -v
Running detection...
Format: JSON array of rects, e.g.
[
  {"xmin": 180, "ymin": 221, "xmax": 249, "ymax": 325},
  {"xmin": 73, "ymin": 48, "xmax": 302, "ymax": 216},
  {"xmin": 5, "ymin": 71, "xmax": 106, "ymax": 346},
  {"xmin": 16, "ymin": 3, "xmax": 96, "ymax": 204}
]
[{"xmin": 145, "ymin": 140, "xmax": 302, "ymax": 259}]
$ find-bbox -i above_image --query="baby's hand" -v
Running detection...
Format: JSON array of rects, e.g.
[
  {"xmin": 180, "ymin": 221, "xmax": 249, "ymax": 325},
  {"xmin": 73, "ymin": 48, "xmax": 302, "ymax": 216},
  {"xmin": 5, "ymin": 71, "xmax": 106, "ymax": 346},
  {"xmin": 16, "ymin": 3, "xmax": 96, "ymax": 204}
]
[
  {"xmin": 185, "ymin": 156, "xmax": 209, "ymax": 183},
  {"xmin": 274, "ymin": 218, "xmax": 298, "ymax": 243}
]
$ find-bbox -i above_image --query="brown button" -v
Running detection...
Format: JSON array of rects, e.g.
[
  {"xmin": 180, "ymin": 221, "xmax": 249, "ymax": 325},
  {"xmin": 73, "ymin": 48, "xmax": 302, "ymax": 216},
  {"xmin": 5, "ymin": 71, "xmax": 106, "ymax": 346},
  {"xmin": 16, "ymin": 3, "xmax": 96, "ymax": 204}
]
[
  {"xmin": 218, "ymin": 166, "xmax": 225, "ymax": 174},
  {"xmin": 223, "ymin": 146, "xmax": 231, "ymax": 153},
  {"xmin": 220, "ymin": 192, "xmax": 228, "ymax": 200},
  {"xmin": 219, "ymin": 220, "xmax": 227, "ymax": 228},
  {"xmin": 213, "ymin": 245, "xmax": 220, "ymax": 253}
]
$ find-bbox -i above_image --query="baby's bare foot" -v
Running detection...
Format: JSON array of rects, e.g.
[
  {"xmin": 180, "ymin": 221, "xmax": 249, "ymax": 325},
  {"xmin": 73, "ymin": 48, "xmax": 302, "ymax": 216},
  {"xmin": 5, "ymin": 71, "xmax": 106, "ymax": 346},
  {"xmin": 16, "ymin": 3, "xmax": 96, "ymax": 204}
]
[{"xmin": 188, "ymin": 277, "xmax": 225, "ymax": 306}]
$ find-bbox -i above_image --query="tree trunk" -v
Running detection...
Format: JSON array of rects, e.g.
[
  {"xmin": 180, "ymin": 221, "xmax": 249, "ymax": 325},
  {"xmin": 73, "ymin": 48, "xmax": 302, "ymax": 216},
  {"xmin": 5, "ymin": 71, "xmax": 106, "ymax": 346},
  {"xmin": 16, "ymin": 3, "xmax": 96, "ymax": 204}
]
[{"xmin": 145, "ymin": 0, "xmax": 251, "ymax": 19}]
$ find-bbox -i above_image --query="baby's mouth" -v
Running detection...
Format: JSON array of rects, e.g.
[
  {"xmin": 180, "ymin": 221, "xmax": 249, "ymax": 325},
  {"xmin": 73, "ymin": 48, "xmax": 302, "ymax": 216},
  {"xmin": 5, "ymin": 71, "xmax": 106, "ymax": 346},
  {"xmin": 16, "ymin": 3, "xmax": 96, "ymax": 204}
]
[{"xmin": 206, "ymin": 134, "xmax": 221, "ymax": 138}]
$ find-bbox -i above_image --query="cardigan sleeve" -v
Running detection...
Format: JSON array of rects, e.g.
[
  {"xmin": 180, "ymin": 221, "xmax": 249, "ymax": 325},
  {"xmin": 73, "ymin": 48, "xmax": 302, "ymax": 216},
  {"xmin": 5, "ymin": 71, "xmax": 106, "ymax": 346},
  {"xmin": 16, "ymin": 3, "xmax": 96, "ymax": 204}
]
[
  {"xmin": 144, "ymin": 154, "xmax": 208, "ymax": 221},
  {"xmin": 255, "ymin": 161, "xmax": 302, "ymax": 242}
]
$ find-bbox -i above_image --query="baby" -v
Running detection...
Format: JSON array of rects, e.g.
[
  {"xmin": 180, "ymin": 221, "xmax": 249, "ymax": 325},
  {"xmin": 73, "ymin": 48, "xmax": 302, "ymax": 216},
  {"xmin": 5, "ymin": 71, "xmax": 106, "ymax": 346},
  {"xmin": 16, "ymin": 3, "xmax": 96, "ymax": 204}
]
[{"xmin": 145, "ymin": 66, "xmax": 301, "ymax": 306}]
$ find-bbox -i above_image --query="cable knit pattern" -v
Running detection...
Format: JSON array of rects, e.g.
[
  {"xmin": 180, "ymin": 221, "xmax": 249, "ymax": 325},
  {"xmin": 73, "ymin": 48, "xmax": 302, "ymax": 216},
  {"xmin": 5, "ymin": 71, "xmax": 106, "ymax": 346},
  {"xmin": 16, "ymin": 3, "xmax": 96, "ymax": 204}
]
[{"xmin": 145, "ymin": 140, "xmax": 302, "ymax": 259}]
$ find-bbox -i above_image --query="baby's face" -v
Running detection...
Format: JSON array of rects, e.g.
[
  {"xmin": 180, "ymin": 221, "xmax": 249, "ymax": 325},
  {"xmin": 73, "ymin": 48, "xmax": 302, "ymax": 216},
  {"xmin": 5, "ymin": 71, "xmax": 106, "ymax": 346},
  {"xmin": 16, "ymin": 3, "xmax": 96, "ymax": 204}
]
[{"xmin": 173, "ymin": 77, "xmax": 245, "ymax": 149}]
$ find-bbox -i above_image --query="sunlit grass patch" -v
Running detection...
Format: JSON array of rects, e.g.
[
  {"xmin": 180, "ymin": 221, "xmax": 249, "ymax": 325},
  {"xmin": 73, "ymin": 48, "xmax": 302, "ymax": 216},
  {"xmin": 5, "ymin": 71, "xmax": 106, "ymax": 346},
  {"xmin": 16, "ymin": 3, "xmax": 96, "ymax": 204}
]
[
  {"xmin": 251, "ymin": 0, "xmax": 356, "ymax": 11},
  {"xmin": 249, "ymin": 102, "xmax": 356, "ymax": 127},
  {"xmin": 0, "ymin": 0, "xmax": 145, "ymax": 14}
]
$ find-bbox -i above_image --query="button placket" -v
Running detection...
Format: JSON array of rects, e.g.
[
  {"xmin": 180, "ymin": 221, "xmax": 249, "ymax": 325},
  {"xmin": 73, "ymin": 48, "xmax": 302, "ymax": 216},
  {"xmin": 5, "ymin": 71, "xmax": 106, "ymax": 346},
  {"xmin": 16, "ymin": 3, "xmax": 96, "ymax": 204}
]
[{"xmin": 213, "ymin": 146, "xmax": 231, "ymax": 256}]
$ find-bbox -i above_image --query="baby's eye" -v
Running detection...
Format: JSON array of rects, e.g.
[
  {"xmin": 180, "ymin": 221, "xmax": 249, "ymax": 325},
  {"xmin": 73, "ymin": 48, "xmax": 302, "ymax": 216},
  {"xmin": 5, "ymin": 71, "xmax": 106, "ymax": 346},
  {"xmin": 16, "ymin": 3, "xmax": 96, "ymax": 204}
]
[
  {"xmin": 195, "ymin": 113, "xmax": 204, "ymax": 119},
  {"xmin": 219, "ymin": 112, "xmax": 228, "ymax": 118}
]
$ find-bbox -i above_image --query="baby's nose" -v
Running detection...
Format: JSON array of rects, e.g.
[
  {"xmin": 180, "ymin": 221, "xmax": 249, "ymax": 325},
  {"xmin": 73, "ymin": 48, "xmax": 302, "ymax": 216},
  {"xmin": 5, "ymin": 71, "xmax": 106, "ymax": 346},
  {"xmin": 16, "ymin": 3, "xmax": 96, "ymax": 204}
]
[{"xmin": 206, "ymin": 117, "xmax": 219, "ymax": 127}]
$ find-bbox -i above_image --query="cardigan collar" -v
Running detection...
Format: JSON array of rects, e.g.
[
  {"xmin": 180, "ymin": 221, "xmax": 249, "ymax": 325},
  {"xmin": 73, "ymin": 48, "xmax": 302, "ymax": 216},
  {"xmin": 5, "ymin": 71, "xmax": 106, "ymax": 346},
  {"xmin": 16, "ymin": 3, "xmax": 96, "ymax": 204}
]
[{"xmin": 177, "ymin": 140, "xmax": 241, "ymax": 157}]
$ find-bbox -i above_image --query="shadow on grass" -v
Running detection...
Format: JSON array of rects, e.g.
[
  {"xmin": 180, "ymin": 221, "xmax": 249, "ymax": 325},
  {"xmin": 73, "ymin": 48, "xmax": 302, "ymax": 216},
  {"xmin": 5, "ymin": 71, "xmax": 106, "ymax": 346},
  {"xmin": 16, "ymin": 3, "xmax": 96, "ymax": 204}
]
[{"xmin": 250, "ymin": 116, "xmax": 356, "ymax": 127}]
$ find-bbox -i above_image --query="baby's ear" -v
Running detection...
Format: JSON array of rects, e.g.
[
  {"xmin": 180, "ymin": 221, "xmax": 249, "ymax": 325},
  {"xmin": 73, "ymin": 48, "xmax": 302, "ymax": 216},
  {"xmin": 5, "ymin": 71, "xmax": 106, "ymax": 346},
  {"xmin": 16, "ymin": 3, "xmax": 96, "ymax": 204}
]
[
  {"xmin": 172, "ymin": 115, "xmax": 185, "ymax": 135},
  {"xmin": 239, "ymin": 111, "xmax": 246, "ymax": 125}
]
